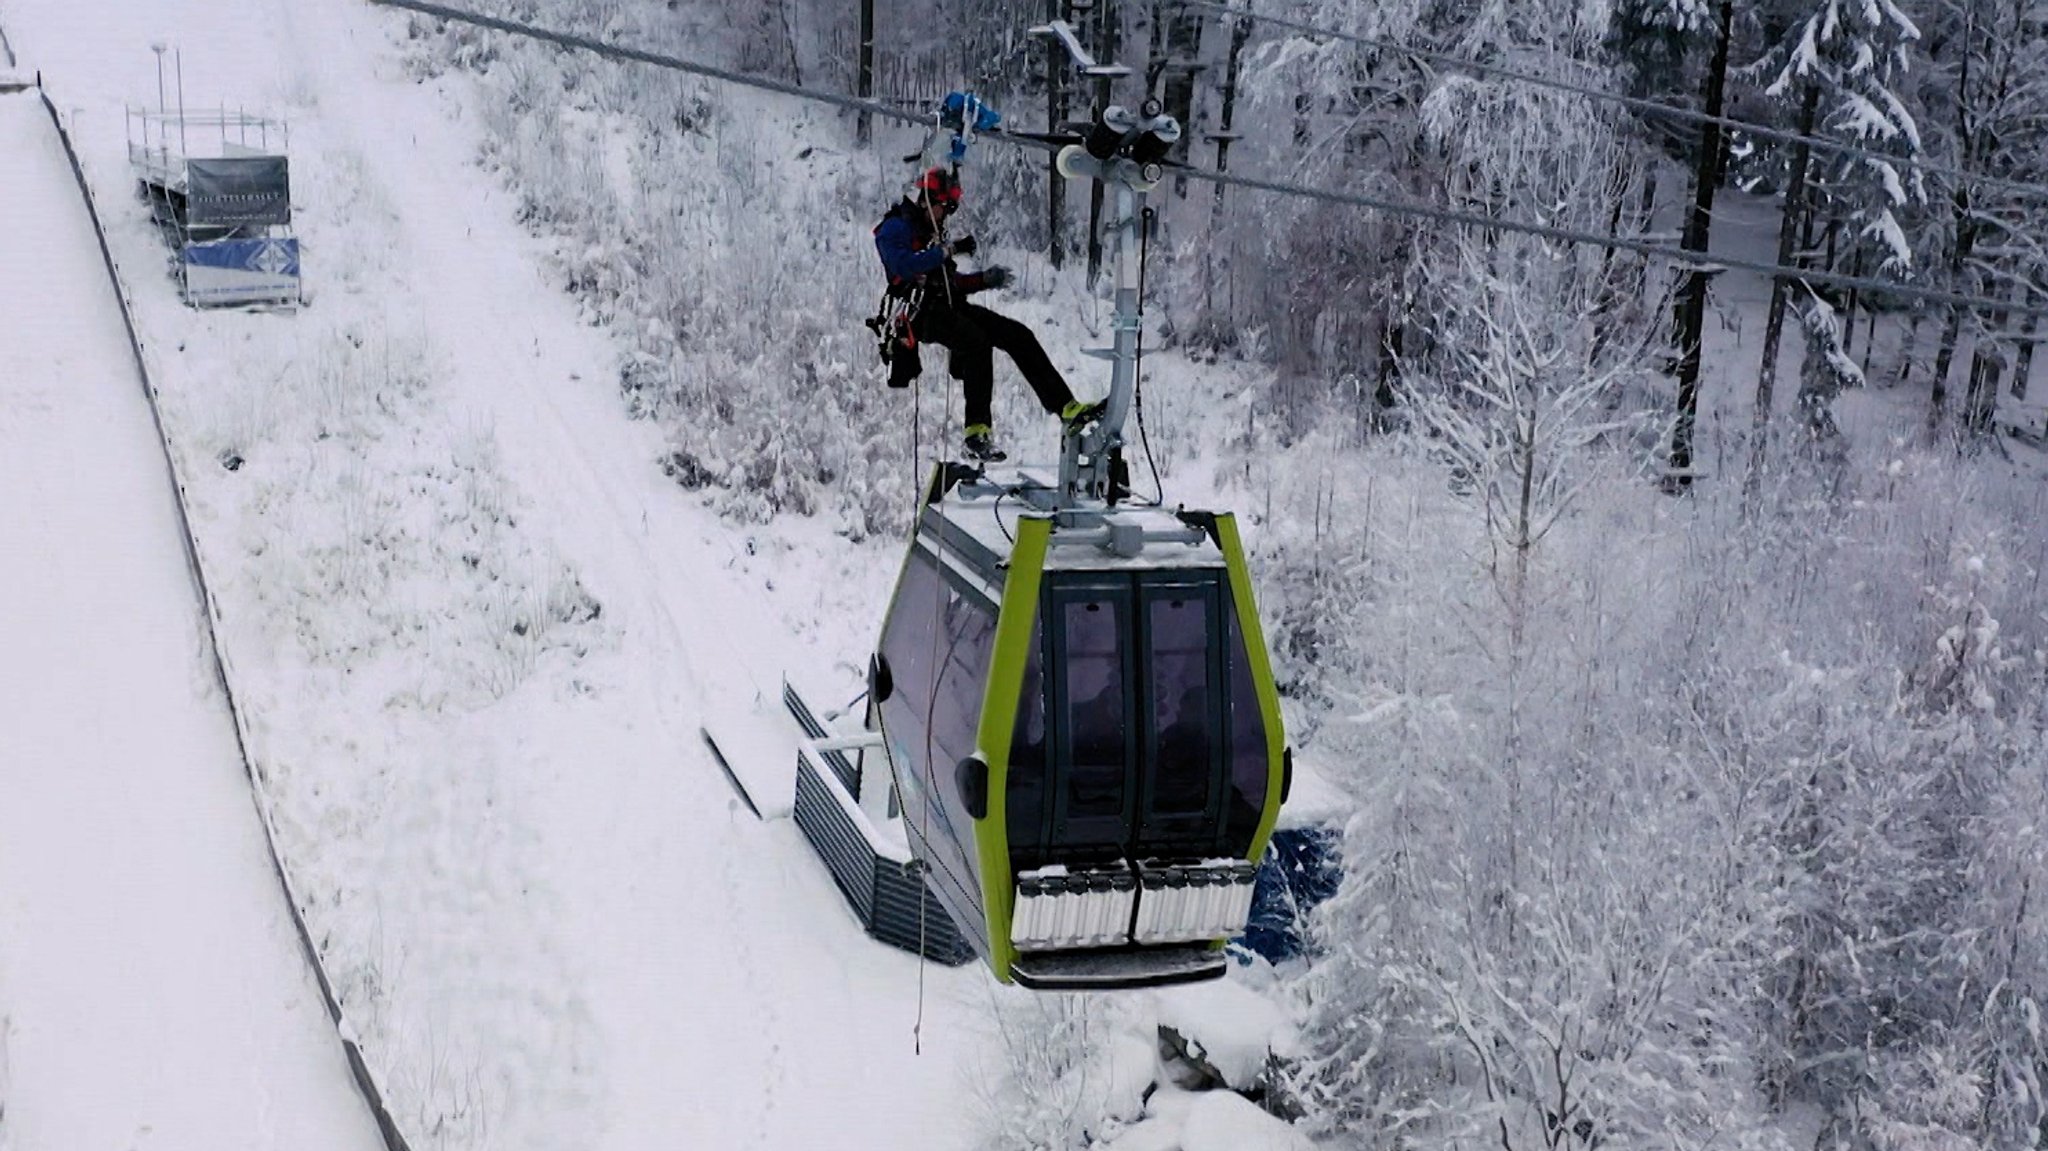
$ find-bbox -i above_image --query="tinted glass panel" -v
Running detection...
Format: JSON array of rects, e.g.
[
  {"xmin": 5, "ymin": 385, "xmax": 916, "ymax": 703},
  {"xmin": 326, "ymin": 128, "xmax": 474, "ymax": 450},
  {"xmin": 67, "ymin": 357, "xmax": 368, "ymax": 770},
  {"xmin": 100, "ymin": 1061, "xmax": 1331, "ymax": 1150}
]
[
  {"xmin": 876, "ymin": 551, "xmax": 998, "ymax": 922},
  {"xmin": 1224, "ymin": 604, "xmax": 1270, "ymax": 854},
  {"xmin": 878, "ymin": 555, "xmax": 942, "ymax": 794},
  {"xmin": 933, "ymin": 586, "xmax": 996, "ymax": 770},
  {"xmin": 1006, "ymin": 621, "xmax": 1049, "ymax": 864},
  {"xmin": 1148, "ymin": 595, "xmax": 1215, "ymax": 816},
  {"xmin": 1061, "ymin": 598, "xmax": 1127, "ymax": 819}
]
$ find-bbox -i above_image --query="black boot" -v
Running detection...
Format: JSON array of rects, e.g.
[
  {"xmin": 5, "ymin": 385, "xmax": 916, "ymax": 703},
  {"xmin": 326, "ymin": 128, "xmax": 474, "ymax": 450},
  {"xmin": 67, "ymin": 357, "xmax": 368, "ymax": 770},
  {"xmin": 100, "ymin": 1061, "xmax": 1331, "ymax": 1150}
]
[{"xmin": 963, "ymin": 431, "xmax": 1008, "ymax": 463}]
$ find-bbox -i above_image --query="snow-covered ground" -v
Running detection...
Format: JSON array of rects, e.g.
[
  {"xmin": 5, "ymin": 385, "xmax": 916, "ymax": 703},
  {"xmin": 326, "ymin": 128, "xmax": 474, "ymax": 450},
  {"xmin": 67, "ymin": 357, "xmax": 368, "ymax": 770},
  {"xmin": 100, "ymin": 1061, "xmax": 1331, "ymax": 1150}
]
[
  {"xmin": 0, "ymin": 90, "xmax": 379, "ymax": 1151},
  {"xmin": 0, "ymin": 0, "xmax": 1415, "ymax": 1147},
  {"xmin": 0, "ymin": 1, "xmax": 1282, "ymax": 1148}
]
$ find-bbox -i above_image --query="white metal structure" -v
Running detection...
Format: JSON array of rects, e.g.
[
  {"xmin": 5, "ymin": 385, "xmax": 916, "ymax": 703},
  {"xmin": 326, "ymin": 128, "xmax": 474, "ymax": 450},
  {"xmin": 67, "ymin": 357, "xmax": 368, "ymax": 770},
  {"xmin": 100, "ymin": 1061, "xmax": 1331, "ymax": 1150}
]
[{"xmin": 127, "ymin": 100, "xmax": 301, "ymax": 308}]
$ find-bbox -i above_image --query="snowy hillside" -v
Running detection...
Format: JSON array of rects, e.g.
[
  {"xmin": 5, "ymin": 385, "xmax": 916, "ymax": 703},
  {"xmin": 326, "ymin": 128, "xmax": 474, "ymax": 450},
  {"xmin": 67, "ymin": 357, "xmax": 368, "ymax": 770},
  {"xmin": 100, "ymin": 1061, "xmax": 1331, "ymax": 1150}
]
[
  {"xmin": 0, "ymin": 86, "xmax": 380, "ymax": 1151},
  {"xmin": 3, "ymin": 0, "xmax": 2046, "ymax": 1149},
  {"xmin": 1, "ymin": 3, "xmax": 986, "ymax": 1148},
  {"xmin": 0, "ymin": 1, "xmax": 1328, "ymax": 1148}
]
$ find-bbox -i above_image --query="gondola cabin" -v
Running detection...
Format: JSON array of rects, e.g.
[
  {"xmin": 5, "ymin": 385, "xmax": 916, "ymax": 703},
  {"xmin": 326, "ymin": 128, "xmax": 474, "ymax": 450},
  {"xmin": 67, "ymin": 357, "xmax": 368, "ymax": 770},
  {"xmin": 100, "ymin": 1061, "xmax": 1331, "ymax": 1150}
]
[{"xmin": 868, "ymin": 464, "xmax": 1289, "ymax": 990}]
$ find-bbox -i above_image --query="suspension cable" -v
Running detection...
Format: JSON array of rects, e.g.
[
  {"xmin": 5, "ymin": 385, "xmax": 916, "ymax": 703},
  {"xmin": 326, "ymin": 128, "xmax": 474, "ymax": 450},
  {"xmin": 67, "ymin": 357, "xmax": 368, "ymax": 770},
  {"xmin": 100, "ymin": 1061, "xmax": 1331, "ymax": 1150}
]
[
  {"xmin": 1171, "ymin": 0, "xmax": 2048, "ymax": 211},
  {"xmin": 1177, "ymin": 164, "xmax": 2048, "ymax": 317},
  {"xmin": 365, "ymin": 0, "xmax": 2048, "ymax": 320},
  {"xmin": 370, "ymin": 0, "xmax": 931, "ymax": 125}
]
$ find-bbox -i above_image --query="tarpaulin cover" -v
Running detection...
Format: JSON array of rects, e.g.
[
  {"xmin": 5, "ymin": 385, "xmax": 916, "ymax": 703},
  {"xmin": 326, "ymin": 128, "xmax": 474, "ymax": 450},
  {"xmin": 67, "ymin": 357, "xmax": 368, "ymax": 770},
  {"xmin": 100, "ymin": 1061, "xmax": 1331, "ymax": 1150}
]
[{"xmin": 185, "ymin": 156, "xmax": 291, "ymax": 225}]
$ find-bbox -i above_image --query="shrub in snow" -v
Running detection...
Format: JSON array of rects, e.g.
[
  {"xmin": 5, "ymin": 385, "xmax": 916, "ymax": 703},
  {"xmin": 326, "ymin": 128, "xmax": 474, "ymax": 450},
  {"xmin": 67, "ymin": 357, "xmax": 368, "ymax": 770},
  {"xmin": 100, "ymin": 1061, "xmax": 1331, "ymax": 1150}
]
[{"xmin": 976, "ymin": 993, "xmax": 1152, "ymax": 1151}]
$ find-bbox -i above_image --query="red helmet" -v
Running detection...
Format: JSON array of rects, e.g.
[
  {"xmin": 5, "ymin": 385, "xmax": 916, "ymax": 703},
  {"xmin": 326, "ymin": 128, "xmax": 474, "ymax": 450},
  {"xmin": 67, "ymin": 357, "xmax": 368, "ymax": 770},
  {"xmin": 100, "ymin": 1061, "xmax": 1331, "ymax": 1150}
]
[{"xmin": 915, "ymin": 166, "xmax": 963, "ymax": 207}]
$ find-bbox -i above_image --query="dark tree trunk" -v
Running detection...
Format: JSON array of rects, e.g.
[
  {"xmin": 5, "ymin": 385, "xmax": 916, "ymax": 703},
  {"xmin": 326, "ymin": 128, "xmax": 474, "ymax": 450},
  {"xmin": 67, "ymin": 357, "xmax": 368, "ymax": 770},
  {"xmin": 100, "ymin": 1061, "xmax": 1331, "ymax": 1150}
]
[
  {"xmin": 1928, "ymin": 234, "xmax": 1973, "ymax": 432},
  {"xmin": 856, "ymin": 0, "xmax": 874, "ymax": 145},
  {"xmin": 1202, "ymin": 12, "xmax": 1251, "ymax": 317},
  {"xmin": 1146, "ymin": 0, "xmax": 1203, "ymax": 195},
  {"xmin": 1586, "ymin": 163, "xmax": 1647, "ymax": 373},
  {"xmin": 1748, "ymin": 84, "xmax": 1822, "ymax": 497},
  {"xmin": 1963, "ymin": 341, "xmax": 2003, "ymax": 438},
  {"xmin": 1667, "ymin": 0, "xmax": 1736, "ymax": 489},
  {"xmin": 1085, "ymin": 0, "xmax": 1120, "ymax": 282},
  {"xmin": 1843, "ymin": 250, "xmax": 1863, "ymax": 355},
  {"xmin": 1963, "ymin": 278, "xmax": 2024, "ymax": 436},
  {"xmin": 2015, "ymin": 295, "xmax": 2040, "ymax": 402},
  {"xmin": 1211, "ymin": 12, "xmax": 1251, "ymax": 194},
  {"xmin": 1930, "ymin": 2, "xmax": 1982, "ymax": 437},
  {"xmin": 1045, "ymin": 0, "xmax": 1065, "ymax": 267}
]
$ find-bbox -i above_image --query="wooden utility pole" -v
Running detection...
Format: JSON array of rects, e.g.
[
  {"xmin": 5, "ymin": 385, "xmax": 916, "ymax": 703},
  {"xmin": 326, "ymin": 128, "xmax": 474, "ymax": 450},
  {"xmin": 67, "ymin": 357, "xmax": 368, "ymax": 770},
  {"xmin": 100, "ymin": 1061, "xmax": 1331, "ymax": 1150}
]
[{"xmin": 856, "ymin": 0, "xmax": 875, "ymax": 146}]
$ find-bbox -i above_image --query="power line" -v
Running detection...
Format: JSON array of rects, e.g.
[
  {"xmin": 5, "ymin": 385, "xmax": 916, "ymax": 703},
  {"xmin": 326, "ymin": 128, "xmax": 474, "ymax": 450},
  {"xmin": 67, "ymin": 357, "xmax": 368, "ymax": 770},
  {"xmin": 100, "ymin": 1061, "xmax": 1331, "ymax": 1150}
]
[
  {"xmin": 1172, "ymin": 0, "xmax": 2048, "ymax": 211},
  {"xmin": 363, "ymin": 0, "xmax": 2048, "ymax": 320}
]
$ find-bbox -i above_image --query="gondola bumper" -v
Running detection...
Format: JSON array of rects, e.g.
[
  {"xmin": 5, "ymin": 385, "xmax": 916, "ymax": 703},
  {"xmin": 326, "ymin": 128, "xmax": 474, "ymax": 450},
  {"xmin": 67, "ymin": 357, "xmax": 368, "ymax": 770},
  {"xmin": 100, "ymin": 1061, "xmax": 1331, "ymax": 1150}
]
[
  {"xmin": 1011, "ymin": 859, "xmax": 1259, "ymax": 952},
  {"xmin": 1009, "ymin": 944, "xmax": 1229, "ymax": 991}
]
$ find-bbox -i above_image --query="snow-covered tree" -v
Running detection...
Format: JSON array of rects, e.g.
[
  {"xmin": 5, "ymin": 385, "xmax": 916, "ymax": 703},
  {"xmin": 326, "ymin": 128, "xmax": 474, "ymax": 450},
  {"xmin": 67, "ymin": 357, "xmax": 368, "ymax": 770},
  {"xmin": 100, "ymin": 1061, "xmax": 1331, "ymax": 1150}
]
[
  {"xmin": 1746, "ymin": 0, "xmax": 1920, "ymax": 487},
  {"xmin": 1909, "ymin": 0, "xmax": 2048, "ymax": 439}
]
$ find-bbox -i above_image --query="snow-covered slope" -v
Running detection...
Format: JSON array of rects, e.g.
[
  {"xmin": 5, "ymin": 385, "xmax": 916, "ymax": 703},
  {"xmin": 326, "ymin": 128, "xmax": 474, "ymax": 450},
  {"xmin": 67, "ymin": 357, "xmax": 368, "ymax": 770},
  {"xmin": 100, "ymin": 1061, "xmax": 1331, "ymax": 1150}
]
[
  {"xmin": 0, "ymin": 2, "xmax": 1010, "ymax": 1147},
  {"xmin": 0, "ymin": 90, "xmax": 380, "ymax": 1151}
]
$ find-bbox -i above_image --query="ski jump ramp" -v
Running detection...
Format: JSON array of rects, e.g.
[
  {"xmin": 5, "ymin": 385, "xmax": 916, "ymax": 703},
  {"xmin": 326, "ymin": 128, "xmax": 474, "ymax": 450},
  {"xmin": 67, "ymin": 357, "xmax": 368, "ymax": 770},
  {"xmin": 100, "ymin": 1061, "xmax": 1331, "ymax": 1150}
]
[{"xmin": 0, "ymin": 91, "xmax": 381, "ymax": 1151}]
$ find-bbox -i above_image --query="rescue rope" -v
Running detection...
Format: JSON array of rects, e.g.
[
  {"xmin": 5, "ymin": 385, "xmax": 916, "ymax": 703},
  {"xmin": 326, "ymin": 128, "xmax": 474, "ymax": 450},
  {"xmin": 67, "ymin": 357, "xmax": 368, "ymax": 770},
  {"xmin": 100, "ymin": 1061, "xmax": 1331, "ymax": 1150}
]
[{"xmin": 909, "ymin": 345, "xmax": 959, "ymax": 1055}]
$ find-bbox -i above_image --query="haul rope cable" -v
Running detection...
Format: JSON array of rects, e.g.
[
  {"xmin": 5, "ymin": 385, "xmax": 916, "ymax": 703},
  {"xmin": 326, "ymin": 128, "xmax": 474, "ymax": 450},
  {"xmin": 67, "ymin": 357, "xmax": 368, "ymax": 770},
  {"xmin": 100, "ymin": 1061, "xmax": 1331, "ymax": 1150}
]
[
  {"xmin": 366, "ymin": 0, "xmax": 2048, "ymax": 323},
  {"xmin": 1172, "ymin": 0, "xmax": 2048, "ymax": 213}
]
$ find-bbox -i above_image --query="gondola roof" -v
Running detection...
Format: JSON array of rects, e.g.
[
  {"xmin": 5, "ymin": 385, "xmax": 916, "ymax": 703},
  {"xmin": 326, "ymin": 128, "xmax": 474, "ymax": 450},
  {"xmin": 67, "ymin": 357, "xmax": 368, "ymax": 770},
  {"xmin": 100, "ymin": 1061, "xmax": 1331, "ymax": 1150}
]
[{"xmin": 918, "ymin": 464, "xmax": 1226, "ymax": 594}]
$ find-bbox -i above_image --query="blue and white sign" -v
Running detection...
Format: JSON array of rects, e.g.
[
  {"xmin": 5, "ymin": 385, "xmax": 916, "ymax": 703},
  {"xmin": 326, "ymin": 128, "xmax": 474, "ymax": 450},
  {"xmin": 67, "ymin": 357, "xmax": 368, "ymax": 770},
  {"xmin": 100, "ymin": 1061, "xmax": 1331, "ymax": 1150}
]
[{"xmin": 182, "ymin": 236, "xmax": 300, "ymax": 306}]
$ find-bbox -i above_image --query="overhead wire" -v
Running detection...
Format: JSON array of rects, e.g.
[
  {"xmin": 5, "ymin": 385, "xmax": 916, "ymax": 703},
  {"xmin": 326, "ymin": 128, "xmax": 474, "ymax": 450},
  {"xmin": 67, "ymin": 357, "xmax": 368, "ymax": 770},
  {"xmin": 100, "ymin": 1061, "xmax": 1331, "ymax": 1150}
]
[
  {"xmin": 1172, "ymin": 164, "xmax": 2048, "ymax": 318},
  {"xmin": 364, "ymin": 0, "xmax": 2048, "ymax": 321},
  {"xmin": 1170, "ymin": 0, "xmax": 2048, "ymax": 212},
  {"xmin": 368, "ymin": 0, "xmax": 931, "ymax": 124}
]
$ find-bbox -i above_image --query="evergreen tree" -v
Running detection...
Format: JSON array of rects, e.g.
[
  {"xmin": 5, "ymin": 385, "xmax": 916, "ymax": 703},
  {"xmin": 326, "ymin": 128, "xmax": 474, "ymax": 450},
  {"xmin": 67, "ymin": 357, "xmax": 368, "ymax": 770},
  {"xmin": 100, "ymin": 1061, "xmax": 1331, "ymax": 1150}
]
[{"xmin": 1747, "ymin": 0, "xmax": 1920, "ymax": 487}]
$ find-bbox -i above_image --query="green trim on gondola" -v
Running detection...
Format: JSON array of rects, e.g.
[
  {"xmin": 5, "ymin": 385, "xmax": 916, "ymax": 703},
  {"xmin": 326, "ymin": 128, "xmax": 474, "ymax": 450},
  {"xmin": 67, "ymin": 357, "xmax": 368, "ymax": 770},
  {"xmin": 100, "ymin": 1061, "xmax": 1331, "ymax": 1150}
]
[
  {"xmin": 973, "ymin": 514, "xmax": 1052, "ymax": 984},
  {"xmin": 1214, "ymin": 513, "xmax": 1287, "ymax": 861}
]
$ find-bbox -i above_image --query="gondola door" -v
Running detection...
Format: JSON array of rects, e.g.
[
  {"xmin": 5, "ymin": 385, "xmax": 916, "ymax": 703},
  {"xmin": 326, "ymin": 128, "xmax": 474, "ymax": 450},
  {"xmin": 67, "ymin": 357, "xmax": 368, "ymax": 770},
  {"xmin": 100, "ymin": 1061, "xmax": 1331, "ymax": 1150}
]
[
  {"xmin": 1040, "ymin": 572, "xmax": 1233, "ymax": 862},
  {"xmin": 1133, "ymin": 578, "xmax": 1230, "ymax": 853},
  {"xmin": 1044, "ymin": 580, "xmax": 1137, "ymax": 862}
]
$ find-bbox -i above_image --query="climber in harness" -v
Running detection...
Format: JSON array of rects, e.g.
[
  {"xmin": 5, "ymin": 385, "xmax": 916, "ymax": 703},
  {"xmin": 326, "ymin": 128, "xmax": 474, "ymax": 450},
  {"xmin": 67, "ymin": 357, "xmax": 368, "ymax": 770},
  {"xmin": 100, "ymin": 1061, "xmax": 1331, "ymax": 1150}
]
[{"xmin": 872, "ymin": 166, "xmax": 1104, "ymax": 463}]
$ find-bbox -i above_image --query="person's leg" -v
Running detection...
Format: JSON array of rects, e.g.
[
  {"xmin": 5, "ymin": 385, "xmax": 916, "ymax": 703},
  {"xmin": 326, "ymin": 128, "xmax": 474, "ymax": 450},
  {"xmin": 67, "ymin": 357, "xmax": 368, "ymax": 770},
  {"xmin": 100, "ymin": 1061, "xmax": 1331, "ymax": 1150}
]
[
  {"xmin": 960, "ymin": 303, "xmax": 1077, "ymax": 414},
  {"xmin": 915, "ymin": 303, "xmax": 994, "ymax": 431}
]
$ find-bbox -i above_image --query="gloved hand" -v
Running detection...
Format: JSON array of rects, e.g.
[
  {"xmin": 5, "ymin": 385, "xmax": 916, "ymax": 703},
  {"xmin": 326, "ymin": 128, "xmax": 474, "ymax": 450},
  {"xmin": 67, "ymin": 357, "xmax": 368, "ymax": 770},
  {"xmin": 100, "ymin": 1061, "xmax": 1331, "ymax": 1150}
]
[
  {"xmin": 950, "ymin": 234, "xmax": 978, "ymax": 257},
  {"xmin": 980, "ymin": 264, "xmax": 1013, "ymax": 290}
]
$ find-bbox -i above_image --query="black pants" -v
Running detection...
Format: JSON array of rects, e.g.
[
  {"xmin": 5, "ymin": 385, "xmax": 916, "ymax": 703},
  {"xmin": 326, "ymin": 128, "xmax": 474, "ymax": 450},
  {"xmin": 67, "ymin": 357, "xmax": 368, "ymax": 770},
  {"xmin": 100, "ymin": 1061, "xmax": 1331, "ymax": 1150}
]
[{"xmin": 910, "ymin": 300, "xmax": 1074, "ymax": 430}]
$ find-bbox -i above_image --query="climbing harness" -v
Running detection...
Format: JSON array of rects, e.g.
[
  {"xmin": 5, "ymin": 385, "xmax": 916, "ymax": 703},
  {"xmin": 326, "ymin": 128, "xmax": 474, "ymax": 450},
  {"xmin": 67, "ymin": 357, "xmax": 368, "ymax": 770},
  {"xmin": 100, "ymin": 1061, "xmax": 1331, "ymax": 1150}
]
[{"xmin": 865, "ymin": 289, "xmax": 920, "ymax": 382}]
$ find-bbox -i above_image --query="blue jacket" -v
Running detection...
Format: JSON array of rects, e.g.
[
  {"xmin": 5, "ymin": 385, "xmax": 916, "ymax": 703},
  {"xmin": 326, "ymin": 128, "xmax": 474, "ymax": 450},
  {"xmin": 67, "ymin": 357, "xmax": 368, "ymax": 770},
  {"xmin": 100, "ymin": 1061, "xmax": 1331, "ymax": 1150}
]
[
  {"xmin": 874, "ymin": 200, "xmax": 988, "ymax": 298},
  {"xmin": 875, "ymin": 200, "xmax": 946, "ymax": 285}
]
